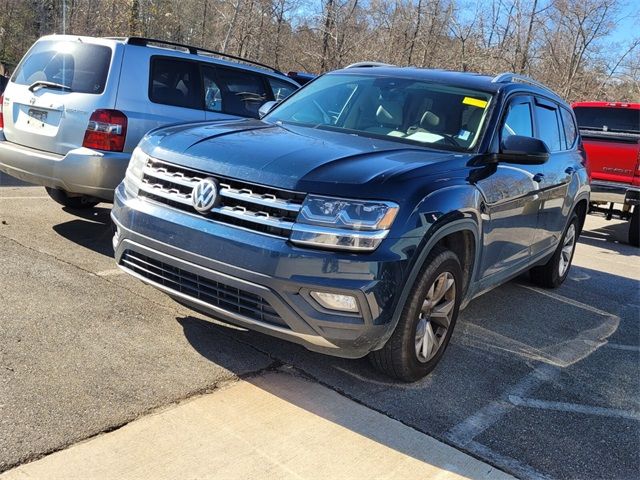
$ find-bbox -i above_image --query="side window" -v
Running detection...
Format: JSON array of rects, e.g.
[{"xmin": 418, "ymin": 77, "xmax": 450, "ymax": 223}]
[
  {"xmin": 215, "ymin": 68, "xmax": 268, "ymax": 118},
  {"xmin": 561, "ymin": 108, "xmax": 578, "ymax": 149},
  {"xmin": 202, "ymin": 66, "xmax": 222, "ymax": 113},
  {"xmin": 534, "ymin": 101, "xmax": 562, "ymax": 152},
  {"xmin": 501, "ymin": 100, "xmax": 533, "ymax": 140},
  {"xmin": 268, "ymin": 78, "xmax": 296, "ymax": 102},
  {"xmin": 150, "ymin": 58, "xmax": 201, "ymax": 110}
]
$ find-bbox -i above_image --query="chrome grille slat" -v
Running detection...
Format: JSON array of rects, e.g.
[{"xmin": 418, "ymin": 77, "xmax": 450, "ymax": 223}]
[{"xmin": 139, "ymin": 157, "xmax": 304, "ymax": 237}]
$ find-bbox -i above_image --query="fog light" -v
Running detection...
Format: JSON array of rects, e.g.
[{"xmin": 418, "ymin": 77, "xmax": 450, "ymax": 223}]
[{"xmin": 310, "ymin": 291, "xmax": 359, "ymax": 313}]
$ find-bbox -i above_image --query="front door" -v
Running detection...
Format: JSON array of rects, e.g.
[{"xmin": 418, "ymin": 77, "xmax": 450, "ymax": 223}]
[{"xmin": 475, "ymin": 95, "xmax": 545, "ymax": 280}]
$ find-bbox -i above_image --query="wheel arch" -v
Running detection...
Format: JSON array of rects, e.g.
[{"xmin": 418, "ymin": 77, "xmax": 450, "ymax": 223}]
[{"xmin": 372, "ymin": 218, "xmax": 481, "ymax": 351}]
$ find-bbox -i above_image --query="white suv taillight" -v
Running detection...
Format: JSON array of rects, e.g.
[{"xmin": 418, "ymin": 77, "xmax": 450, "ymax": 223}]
[{"xmin": 82, "ymin": 109, "xmax": 127, "ymax": 151}]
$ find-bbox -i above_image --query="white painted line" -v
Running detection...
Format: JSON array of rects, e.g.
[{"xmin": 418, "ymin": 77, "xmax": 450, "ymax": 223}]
[
  {"xmin": 585, "ymin": 340, "xmax": 640, "ymax": 352},
  {"xmin": 508, "ymin": 396, "xmax": 640, "ymax": 421},
  {"xmin": 95, "ymin": 269, "xmax": 125, "ymax": 277},
  {"xmin": 444, "ymin": 364, "xmax": 560, "ymax": 446}
]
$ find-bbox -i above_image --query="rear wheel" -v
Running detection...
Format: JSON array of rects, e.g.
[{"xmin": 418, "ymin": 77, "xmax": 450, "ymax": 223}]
[
  {"xmin": 45, "ymin": 187, "xmax": 99, "ymax": 210},
  {"xmin": 630, "ymin": 207, "xmax": 639, "ymax": 247},
  {"xmin": 369, "ymin": 247, "xmax": 462, "ymax": 382},
  {"xmin": 530, "ymin": 213, "xmax": 578, "ymax": 288}
]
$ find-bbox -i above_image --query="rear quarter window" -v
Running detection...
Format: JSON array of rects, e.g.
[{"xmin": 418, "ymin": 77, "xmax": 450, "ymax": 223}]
[{"xmin": 12, "ymin": 40, "xmax": 112, "ymax": 94}]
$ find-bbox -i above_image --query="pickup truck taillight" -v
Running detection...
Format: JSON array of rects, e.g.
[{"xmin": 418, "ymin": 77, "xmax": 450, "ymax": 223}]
[
  {"xmin": 82, "ymin": 109, "xmax": 128, "ymax": 152},
  {"xmin": 0, "ymin": 95, "xmax": 4, "ymax": 129}
]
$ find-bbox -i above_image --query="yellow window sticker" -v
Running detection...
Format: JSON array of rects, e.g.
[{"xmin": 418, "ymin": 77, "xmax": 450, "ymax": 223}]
[{"xmin": 463, "ymin": 97, "xmax": 488, "ymax": 108}]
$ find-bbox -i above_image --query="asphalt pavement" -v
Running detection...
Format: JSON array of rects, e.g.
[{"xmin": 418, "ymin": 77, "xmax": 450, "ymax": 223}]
[{"xmin": 1, "ymin": 173, "xmax": 638, "ymax": 479}]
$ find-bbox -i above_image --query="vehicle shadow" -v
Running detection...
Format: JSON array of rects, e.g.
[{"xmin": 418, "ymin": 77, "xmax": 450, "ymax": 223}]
[
  {"xmin": 52, "ymin": 206, "xmax": 114, "ymax": 258},
  {"xmin": 579, "ymin": 214, "xmax": 636, "ymax": 253}
]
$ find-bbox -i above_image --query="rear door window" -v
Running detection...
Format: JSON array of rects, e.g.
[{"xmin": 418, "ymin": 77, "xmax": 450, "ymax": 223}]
[
  {"xmin": 150, "ymin": 57, "xmax": 202, "ymax": 110},
  {"xmin": 214, "ymin": 68, "xmax": 268, "ymax": 118},
  {"xmin": 534, "ymin": 100, "xmax": 562, "ymax": 152},
  {"xmin": 12, "ymin": 40, "xmax": 111, "ymax": 94}
]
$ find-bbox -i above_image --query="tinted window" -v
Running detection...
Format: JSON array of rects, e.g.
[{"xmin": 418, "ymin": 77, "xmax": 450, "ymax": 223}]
[
  {"xmin": 561, "ymin": 108, "xmax": 577, "ymax": 148},
  {"xmin": 202, "ymin": 67, "xmax": 222, "ymax": 112},
  {"xmin": 12, "ymin": 40, "xmax": 111, "ymax": 94},
  {"xmin": 215, "ymin": 68, "xmax": 268, "ymax": 118},
  {"xmin": 268, "ymin": 78, "xmax": 296, "ymax": 102},
  {"xmin": 150, "ymin": 58, "xmax": 201, "ymax": 109},
  {"xmin": 573, "ymin": 106, "xmax": 639, "ymax": 134},
  {"xmin": 534, "ymin": 103, "xmax": 562, "ymax": 151},
  {"xmin": 501, "ymin": 101, "xmax": 533, "ymax": 139}
]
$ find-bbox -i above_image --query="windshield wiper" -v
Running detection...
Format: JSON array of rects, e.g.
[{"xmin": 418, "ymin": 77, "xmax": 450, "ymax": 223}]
[{"xmin": 28, "ymin": 81, "xmax": 72, "ymax": 93}]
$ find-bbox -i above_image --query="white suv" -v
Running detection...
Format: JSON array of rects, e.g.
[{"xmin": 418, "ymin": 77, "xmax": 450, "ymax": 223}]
[{"xmin": 0, "ymin": 35, "xmax": 299, "ymax": 208}]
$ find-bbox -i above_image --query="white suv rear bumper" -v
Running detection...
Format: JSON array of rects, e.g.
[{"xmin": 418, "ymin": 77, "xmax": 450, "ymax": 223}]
[{"xmin": 0, "ymin": 131, "xmax": 130, "ymax": 201}]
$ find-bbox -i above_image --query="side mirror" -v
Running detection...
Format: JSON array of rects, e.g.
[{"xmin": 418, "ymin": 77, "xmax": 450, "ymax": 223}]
[
  {"xmin": 498, "ymin": 135, "xmax": 550, "ymax": 164},
  {"xmin": 258, "ymin": 100, "xmax": 277, "ymax": 119}
]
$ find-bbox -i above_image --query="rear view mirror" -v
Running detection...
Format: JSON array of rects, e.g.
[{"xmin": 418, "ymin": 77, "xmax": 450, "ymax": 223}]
[
  {"xmin": 499, "ymin": 135, "xmax": 550, "ymax": 164},
  {"xmin": 258, "ymin": 101, "xmax": 277, "ymax": 119}
]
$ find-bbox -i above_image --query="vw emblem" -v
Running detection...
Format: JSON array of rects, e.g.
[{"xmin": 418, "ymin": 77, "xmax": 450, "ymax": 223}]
[{"xmin": 191, "ymin": 178, "xmax": 218, "ymax": 213}]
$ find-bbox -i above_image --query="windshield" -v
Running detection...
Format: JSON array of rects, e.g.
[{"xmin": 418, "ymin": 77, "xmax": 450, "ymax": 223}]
[
  {"xmin": 265, "ymin": 73, "xmax": 493, "ymax": 151},
  {"xmin": 12, "ymin": 40, "xmax": 112, "ymax": 94},
  {"xmin": 574, "ymin": 107, "xmax": 639, "ymax": 134}
]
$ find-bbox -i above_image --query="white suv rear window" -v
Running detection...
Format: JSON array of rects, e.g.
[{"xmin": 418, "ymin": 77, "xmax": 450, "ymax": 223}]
[{"xmin": 11, "ymin": 40, "xmax": 112, "ymax": 94}]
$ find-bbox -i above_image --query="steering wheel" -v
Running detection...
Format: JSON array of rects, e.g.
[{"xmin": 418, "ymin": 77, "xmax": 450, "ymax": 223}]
[{"xmin": 438, "ymin": 133, "xmax": 462, "ymax": 148}]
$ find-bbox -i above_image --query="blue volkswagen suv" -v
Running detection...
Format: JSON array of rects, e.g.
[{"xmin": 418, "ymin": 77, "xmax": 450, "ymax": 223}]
[{"xmin": 111, "ymin": 67, "xmax": 589, "ymax": 381}]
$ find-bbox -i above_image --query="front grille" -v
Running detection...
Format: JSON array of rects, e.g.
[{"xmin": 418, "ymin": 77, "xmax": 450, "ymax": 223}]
[
  {"xmin": 137, "ymin": 157, "xmax": 305, "ymax": 237},
  {"xmin": 120, "ymin": 250, "xmax": 288, "ymax": 328}
]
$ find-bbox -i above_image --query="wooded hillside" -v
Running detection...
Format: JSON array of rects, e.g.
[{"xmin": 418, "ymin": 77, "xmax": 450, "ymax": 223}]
[{"xmin": 0, "ymin": 0, "xmax": 637, "ymax": 101}]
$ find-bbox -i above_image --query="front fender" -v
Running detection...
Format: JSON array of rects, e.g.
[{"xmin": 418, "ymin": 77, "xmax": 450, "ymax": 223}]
[{"xmin": 372, "ymin": 184, "xmax": 484, "ymax": 351}]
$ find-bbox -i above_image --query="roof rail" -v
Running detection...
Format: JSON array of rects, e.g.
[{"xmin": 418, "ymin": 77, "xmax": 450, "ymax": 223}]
[
  {"xmin": 345, "ymin": 61, "xmax": 394, "ymax": 69},
  {"xmin": 492, "ymin": 72, "xmax": 555, "ymax": 94},
  {"xmin": 124, "ymin": 37, "xmax": 284, "ymax": 75}
]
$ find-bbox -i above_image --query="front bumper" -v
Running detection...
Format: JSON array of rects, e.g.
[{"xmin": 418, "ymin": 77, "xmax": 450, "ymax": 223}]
[
  {"xmin": 111, "ymin": 183, "xmax": 411, "ymax": 358},
  {"xmin": 590, "ymin": 179, "xmax": 640, "ymax": 206},
  {"xmin": 0, "ymin": 131, "xmax": 130, "ymax": 201}
]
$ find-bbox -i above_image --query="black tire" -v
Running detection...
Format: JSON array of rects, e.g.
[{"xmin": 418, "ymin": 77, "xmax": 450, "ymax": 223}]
[
  {"xmin": 629, "ymin": 206, "xmax": 639, "ymax": 247},
  {"xmin": 369, "ymin": 246, "xmax": 462, "ymax": 382},
  {"xmin": 45, "ymin": 187, "xmax": 99, "ymax": 209},
  {"xmin": 530, "ymin": 213, "xmax": 579, "ymax": 288}
]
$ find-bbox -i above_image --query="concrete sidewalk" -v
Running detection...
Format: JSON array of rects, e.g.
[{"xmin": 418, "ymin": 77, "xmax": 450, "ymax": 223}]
[{"xmin": 1, "ymin": 370, "xmax": 513, "ymax": 480}]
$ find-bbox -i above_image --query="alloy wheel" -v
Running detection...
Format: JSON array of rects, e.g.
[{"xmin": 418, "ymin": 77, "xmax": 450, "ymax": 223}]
[
  {"xmin": 558, "ymin": 223, "xmax": 576, "ymax": 277},
  {"xmin": 415, "ymin": 271, "xmax": 456, "ymax": 363}
]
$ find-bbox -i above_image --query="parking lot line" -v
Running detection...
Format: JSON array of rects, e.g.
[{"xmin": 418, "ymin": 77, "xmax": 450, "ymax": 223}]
[{"xmin": 508, "ymin": 395, "xmax": 640, "ymax": 420}]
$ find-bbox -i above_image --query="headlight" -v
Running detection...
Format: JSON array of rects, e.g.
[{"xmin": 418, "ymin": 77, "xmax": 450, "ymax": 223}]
[
  {"xmin": 127, "ymin": 146, "xmax": 147, "ymax": 180},
  {"xmin": 290, "ymin": 195, "xmax": 398, "ymax": 252}
]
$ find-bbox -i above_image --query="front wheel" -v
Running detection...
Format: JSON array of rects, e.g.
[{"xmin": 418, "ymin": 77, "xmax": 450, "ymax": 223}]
[
  {"xmin": 530, "ymin": 213, "xmax": 579, "ymax": 288},
  {"xmin": 369, "ymin": 247, "xmax": 462, "ymax": 382},
  {"xmin": 45, "ymin": 187, "xmax": 99, "ymax": 210}
]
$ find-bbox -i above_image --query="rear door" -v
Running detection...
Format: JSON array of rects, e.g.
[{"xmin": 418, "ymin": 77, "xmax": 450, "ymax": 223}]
[
  {"xmin": 3, "ymin": 38, "xmax": 118, "ymax": 155},
  {"xmin": 533, "ymin": 99, "xmax": 581, "ymax": 251}
]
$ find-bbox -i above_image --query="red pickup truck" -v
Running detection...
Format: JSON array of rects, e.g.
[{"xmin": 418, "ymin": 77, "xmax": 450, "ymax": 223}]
[{"xmin": 572, "ymin": 102, "xmax": 640, "ymax": 246}]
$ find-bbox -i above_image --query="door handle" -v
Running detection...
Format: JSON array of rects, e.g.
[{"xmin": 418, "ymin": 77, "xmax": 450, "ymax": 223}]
[
  {"xmin": 565, "ymin": 167, "xmax": 575, "ymax": 175},
  {"xmin": 533, "ymin": 173, "xmax": 545, "ymax": 183}
]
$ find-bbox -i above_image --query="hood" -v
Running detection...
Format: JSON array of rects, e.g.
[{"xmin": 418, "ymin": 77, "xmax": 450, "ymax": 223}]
[{"xmin": 142, "ymin": 119, "xmax": 471, "ymax": 196}]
